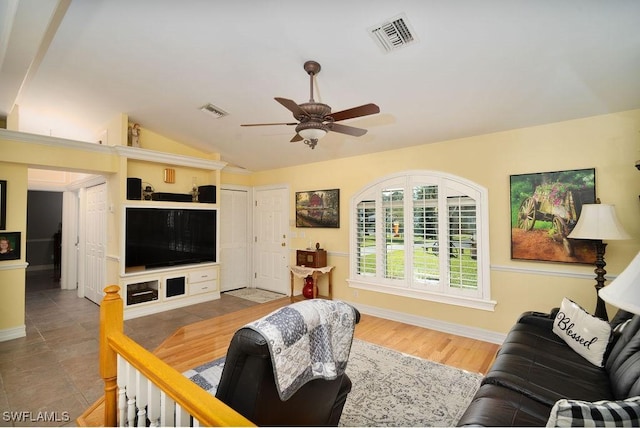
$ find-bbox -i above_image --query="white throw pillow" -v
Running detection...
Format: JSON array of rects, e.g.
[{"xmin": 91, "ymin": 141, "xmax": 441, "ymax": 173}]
[{"xmin": 552, "ymin": 298, "xmax": 611, "ymax": 367}]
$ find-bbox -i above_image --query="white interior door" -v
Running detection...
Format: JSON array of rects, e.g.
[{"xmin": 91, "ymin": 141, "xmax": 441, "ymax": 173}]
[
  {"xmin": 82, "ymin": 183, "xmax": 107, "ymax": 304},
  {"xmin": 253, "ymin": 186, "xmax": 289, "ymax": 294},
  {"xmin": 220, "ymin": 187, "xmax": 251, "ymax": 292}
]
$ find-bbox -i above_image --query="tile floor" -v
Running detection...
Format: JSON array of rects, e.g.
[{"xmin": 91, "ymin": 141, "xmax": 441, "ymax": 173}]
[{"xmin": 0, "ymin": 270, "xmax": 259, "ymax": 427}]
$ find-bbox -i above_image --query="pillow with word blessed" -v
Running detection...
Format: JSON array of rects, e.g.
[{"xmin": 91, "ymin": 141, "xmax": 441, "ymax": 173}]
[{"xmin": 552, "ymin": 298, "xmax": 611, "ymax": 367}]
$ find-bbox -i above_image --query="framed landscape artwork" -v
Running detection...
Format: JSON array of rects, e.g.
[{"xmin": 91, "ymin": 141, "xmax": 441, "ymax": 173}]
[
  {"xmin": 510, "ymin": 168, "xmax": 596, "ymax": 264},
  {"xmin": 296, "ymin": 189, "xmax": 340, "ymax": 228},
  {"xmin": 0, "ymin": 232, "xmax": 21, "ymax": 261}
]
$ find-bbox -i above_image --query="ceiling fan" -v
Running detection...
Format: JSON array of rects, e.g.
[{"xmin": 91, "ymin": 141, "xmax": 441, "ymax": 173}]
[{"xmin": 241, "ymin": 60, "xmax": 380, "ymax": 149}]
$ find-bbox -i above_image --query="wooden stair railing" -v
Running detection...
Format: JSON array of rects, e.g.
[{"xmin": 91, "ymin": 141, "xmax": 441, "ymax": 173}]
[{"xmin": 99, "ymin": 285, "xmax": 254, "ymax": 427}]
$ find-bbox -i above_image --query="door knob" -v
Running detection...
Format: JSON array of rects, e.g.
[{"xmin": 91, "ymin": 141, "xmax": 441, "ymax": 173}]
[{"xmin": 281, "ymin": 242, "xmax": 286, "ymax": 247}]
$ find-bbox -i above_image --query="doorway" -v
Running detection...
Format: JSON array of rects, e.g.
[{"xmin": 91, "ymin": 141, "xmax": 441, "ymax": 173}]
[{"xmin": 25, "ymin": 191, "xmax": 62, "ymax": 292}]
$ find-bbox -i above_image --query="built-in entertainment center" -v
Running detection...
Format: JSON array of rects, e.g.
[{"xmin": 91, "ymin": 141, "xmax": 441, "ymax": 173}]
[{"xmin": 117, "ymin": 145, "xmax": 224, "ymax": 319}]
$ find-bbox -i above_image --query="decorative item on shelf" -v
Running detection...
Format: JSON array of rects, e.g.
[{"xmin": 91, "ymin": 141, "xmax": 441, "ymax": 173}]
[
  {"xmin": 599, "ymin": 251, "xmax": 640, "ymax": 315},
  {"xmin": 567, "ymin": 200, "xmax": 631, "ymax": 320},
  {"xmin": 127, "ymin": 123, "xmax": 141, "ymax": 147},
  {"xmin": 296, "ymin": 243, "xmax": 327, "ymax": 268},
  {"xmin": 191, "ymin": 177, "xmax": 199, "ymax": 202},
  {"xmin": 302, "ymin": 275, "xmax": 317, "ymax": 299},
  {"xmin": 163, "ymin": 168, "xmax": 175, "ymax": 184},
  {"xmin": 142, "ymin": 183, "xmax": 154, "ymax": 200}
]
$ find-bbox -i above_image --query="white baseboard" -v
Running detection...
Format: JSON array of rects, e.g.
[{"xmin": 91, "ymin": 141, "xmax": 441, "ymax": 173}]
[
  {"xmin": 348, "ymin": 301, "xmax": 507, "ymax": 345},
  {"xmin": 0, "ymin": 325, "xmax": 26, "ymax": 342}
]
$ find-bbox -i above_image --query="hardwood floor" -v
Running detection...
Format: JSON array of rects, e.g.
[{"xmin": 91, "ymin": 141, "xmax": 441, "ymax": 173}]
[
  {"xmin": 80, "ymin": 296, "xmax": 499, "ymax": 425},
  {"xmin": 154, "ymin": 296, "xmax": 499, "ymax": 374}
]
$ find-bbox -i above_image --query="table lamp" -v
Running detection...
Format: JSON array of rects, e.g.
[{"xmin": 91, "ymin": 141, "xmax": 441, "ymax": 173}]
[
  {"xmin": 599, "ymin": 251, "xmax": 640, "ymax": 315},
  {"xmin": 567, "ymin": 203, "xmax": 631, "ymax": 320}
]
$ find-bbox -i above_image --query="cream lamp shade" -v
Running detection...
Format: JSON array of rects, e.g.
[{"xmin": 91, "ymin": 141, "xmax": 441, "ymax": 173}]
[
  {"xmin": 567, "ymin": 204, "xmax": 631, "ymax": 240},
  {"xmin": 567, "ymin": 203, "xmax": 630, "ymax": 320},
  {"xmin": 599, "ymin": 251, "xmax": 640, "ymax": 314}
]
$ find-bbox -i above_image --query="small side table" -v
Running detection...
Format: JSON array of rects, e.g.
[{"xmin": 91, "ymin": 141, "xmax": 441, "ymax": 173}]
[{"xmin": 289, "ymin": 265, "xmax": 334, "ymax": 301}]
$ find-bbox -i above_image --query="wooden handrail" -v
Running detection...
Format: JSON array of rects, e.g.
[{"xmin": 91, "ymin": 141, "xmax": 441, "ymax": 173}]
[{"xmin": 99, "ymin": 285, "xmax": 254, "ymax": 427}]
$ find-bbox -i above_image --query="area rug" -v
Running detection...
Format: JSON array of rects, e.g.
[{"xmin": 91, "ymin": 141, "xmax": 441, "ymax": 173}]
[
  {"xmin": 223, "ymin": 287, "xmax": 286, "ymax": 304},
  {"xmin": 183, "ymin": 339, "xmax": 482, "ymax": 427}
]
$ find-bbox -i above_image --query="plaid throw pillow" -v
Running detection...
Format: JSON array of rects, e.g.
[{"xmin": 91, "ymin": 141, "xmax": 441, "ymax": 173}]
[{"xmin": 546, "ymin": 396, "xmax": 640, "ymax": 427}]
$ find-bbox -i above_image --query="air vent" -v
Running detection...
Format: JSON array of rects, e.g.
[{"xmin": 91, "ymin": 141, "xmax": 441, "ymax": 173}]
[
  {"xmin": 199, "ymin": 103, "xmax": 228, "ymax": 118},
  {"xmin": 368, "ymin": 13, "xmax": 417, "ymax": 53}
]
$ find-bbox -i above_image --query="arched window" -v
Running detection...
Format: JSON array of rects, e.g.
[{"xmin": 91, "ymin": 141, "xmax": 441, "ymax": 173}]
[{"xmin": 349, "ymin": 170, "xmax": 495, "ymax": 311}]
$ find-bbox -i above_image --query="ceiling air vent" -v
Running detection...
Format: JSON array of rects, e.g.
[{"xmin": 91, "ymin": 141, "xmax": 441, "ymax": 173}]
[
  {"xmin": 199, "ymin": 103, "xmax": 228, "ymax": 118},
  {"xmin": 368, "ymin": 13, "xmax": 417, "ymax": 53}
]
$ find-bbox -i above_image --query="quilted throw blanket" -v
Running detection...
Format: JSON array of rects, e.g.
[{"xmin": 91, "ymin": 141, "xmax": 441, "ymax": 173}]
[{"xmin": 245, "ymin": 299, "xmax": 357, "ymax": 401}]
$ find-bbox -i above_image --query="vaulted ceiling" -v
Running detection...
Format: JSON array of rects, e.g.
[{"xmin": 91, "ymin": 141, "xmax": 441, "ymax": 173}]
[{"xmin": 2, "ymin": 1, "xmax": 639, "ymax": 171}]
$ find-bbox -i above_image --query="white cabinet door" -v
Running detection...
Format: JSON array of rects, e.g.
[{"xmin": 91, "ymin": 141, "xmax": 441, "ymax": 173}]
[{"xmin": 220, "ymin": 188, "xmax": 251, "ymax": 292}]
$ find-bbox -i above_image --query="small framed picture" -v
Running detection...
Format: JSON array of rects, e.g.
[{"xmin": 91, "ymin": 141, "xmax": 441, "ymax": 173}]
[
  {"xmin": 0, "ymin": 180, "xmax": 6, "ymax": 230},
  {"xmin": 0, "ymin": 232, "xmax": 20, "ymax": 261}
]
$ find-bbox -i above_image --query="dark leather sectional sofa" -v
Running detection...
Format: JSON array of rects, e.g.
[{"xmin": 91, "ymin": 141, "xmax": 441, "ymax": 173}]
[{"xmin": 457, "ymin": 309, "xmax": 640, "ymax": 426}]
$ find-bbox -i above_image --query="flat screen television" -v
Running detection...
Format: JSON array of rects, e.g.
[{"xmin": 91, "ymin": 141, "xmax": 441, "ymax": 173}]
[{"xmin": 125, "ymin": 207, "xmax": 216, "ymax": 271}]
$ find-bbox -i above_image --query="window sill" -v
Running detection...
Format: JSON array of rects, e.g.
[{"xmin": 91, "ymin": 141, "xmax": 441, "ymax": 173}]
[{"xmin": 347, "ymin": 278, "xmax": 497, "ymax": 311}]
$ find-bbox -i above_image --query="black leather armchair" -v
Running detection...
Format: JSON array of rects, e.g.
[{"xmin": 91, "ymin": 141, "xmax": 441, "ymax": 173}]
[{"xmin": 215, "ymin": 305, "xmax": 361, "ymax": 426}]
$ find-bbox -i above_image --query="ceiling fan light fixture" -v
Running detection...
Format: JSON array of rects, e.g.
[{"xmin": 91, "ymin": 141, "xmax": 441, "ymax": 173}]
[
  {"xmin": 296, "ymin": 121, "xmax": 329, "ymax": 141},
  {"xmin": 298, "ymin": 127, "xmax": 327, "ymax": 140}
]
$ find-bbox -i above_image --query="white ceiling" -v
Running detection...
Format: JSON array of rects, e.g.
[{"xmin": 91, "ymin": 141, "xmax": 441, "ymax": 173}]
[{"xmin": 2, "ymin": 0, "xmax": 640, "ymax": 172}]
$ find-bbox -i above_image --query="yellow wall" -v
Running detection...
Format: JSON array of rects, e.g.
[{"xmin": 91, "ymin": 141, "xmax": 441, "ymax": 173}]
[
  {"xmin": 1, "ymin": 110, "xmax": 638, "ymax": 338},
  {"xmin": 248, "ymin": 110, "xmax": 640, "ymax": 333},
  {"xmin": 0, "ymin": 163, "xmax": 28, "ymax": 334}
]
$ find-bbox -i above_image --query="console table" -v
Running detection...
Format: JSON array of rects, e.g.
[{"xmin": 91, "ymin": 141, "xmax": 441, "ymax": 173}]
[{"xmin": 289, "ymin": 265, "xmax": 334, "ymax": 301}]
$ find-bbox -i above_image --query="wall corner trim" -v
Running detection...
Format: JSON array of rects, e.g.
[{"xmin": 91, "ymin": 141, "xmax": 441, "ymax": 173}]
[{"xmin": 0, "ymin": 325, "xmax": 26, "ymax": 342}]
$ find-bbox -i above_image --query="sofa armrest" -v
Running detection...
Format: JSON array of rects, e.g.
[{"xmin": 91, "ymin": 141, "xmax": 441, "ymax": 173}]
[{"xmin": 517, "ymin": 308, "xmax": 558, "ymax": 330}]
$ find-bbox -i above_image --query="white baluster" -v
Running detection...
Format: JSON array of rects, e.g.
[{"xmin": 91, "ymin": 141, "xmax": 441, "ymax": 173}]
[
  {"xmin": 126, "ymin": 364, "xmax": 138, "ymax": 426},
  {"xmin": 135, "ymin": 371, "xmax": 148, "ymax": 427},
  {"xmin": 147, "ymin": 382, "xmax": 161, "ymax": 427},
  {"xmin": 160, "ymin": 392, "xmax": 175, "ymax": 426},
  {"xmin": 117, "ymin": 356, "xmax": 127, "ymax": 427},
  {"xmin": 175, "ymin": 403, "xmax": 190, "ymax": 427}
]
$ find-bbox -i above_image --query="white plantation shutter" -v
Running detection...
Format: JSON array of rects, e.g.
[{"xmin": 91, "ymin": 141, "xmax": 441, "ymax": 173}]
[{"xmin": 350, "ymin": 171, "xmax": 493, "ymax": 310}]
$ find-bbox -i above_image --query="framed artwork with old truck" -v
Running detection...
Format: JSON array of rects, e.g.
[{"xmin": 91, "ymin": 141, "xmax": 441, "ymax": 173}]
[{"xmin": 510, "ymin": 168, "xmax": 596, "ymax": 264}]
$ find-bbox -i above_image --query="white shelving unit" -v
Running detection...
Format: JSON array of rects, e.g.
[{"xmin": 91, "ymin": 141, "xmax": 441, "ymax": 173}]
[{"xmin": 117, "ymin": 145, "xmax": 224, "ymax": 319}]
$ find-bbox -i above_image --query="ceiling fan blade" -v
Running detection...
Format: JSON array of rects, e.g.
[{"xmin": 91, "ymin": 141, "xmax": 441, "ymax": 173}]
[
  {"xmin": 241, "ymin": 122, "xmax": 297, "ymax": 127},
  {"xmin": 290, "ymin": 134, "xmax": 303, "ymax": 142},
  {"xmin": 275, "ymin": 97, "xmax": 309, "ymax": 118},
  {"xmin": 330, "ymin": 123, "xmax": 368, "ymax": 137},
  {"xmin": 331, "ymin": 103, "xmax": 380, "ymax": 122}
]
